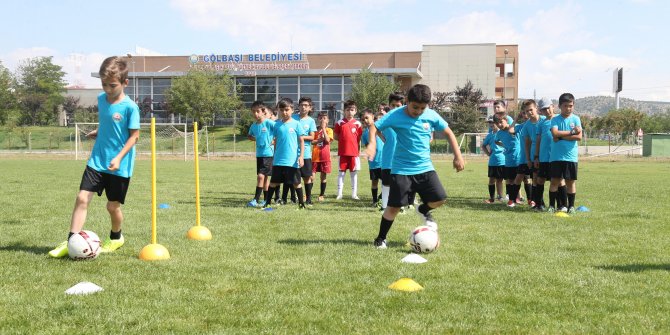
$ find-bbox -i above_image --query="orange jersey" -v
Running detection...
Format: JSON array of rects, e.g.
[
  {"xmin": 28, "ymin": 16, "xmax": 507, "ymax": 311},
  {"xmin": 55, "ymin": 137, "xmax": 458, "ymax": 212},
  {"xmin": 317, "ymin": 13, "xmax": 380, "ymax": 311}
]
[{"xmin": 312, "ymin": 127, "xmax": 333, "ymax": 163}]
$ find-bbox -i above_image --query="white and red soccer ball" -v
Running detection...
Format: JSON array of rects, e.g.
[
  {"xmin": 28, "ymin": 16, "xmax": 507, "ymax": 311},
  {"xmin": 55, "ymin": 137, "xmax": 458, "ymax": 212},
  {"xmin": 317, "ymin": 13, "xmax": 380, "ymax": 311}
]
[
  {"xmin": 409, "ymin": 225, "xmax": 440, "ymax": 253},
  {"xmin": 68, "ymin": 230, "xmax": 101, "ymax": 260}
]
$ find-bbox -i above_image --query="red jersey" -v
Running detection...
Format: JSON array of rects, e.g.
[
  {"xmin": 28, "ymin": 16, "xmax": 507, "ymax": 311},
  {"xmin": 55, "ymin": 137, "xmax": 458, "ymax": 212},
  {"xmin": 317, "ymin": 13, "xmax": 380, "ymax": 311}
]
[
  {"xmin": 334, "ymin": 118, "xmax": 363, "ymax": 157},
  {"xmin": 312, "ymin": 127, "xmax": 333, "ymax": 163}
]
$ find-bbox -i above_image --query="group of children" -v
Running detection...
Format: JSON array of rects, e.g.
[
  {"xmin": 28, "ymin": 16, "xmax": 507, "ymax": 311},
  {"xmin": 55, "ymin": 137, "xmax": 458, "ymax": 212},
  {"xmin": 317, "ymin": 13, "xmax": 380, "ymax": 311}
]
[{"xmin": 481, "ymin": 94, "xmax": 582, "ymax": 213}]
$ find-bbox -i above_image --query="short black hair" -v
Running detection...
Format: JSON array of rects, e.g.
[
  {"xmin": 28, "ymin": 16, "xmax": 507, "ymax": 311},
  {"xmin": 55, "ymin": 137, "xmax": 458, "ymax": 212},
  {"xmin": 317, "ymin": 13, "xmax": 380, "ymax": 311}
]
[
  {"xmin": 251, "ymin": 100, "xmax": 266, "ymax": 110},
  {"xmin": 558, "ymin": 93, "xmax": 575, "ymax": 106},
  {"xmin": 388, "ymin": 92, "xmax": 405, "ymax": 104},
  {"xmin": 343, "ymin": 99, "xmax": 356, "ymax": 109},
  {"xmin": 277, "ymin": 97, "xmax": 294, "ymax": 109},
  {"xmin": 407, "ymin": 84, "xmax": 431, "ymax": 104},
  {"xmin": 298, "ymin": 96, "xmax": 313, "ymax": 105},
  {"xmin": 362, "ymin": 108, "xmax": 374, "ymax": 115}
]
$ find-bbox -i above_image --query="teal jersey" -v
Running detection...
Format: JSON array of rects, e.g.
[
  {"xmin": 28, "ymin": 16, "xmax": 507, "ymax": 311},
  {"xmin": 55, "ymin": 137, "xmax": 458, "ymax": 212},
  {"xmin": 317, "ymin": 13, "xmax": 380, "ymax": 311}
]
[
  {"xmin": 494, "ymin": 129, "xmax": 519, "ymax": 167},
  {"xmin": 550, "ymin": 114, "xmax": 582, "ymax": 163},
  {"xmin": 523, "ymin": 116, "xmax": 545, "ymax": 162},
  {"xmin": 537, "ymin": 117, "xmax": 554, "ymax": 163},
  {"xmin": 362, "ymin": 127, "xmax": 384, "ymax": 169},
  {"xmin": 482, "ymin": 132, "xmax": 505, "ymax": 167},
  {"xmin": 380, "ymin": 128, "xmax": 396, "ymax": 170},
  {"xmin": 292, "ymin": 114, "xmax": 317, "ymax": 158},
  {"xmin": 515, "ymin": 121, "xmax": 527, "ymax": 166},
  {"xmin": 87, "ymin": 93, "xmax": 140, "ymax": 178},
  {"xmin": 272, "ymin": 118, "xmax": 302, "ymax": 167},
  {"xmin": 248, "ymin": 119, "xmax": 275, "ymax": 158},
  {"xmin": 374, "ymin": 106, "xmax": 447, "ymax": 175}
]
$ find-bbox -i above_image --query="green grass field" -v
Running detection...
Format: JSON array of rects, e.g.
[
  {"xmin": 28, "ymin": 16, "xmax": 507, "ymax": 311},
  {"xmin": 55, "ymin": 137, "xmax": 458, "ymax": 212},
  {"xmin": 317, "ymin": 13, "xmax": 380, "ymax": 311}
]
[{"xmin": 1, "ymin": 156, "xmax": 669, "ymax": 334}]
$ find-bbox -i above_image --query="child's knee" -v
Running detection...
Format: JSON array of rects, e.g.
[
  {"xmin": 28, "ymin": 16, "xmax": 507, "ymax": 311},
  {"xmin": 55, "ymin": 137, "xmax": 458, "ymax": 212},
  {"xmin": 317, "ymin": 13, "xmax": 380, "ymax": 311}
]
[{"xmin": 106, "ymin": 201, "xmax": 121, "ymax": 213}]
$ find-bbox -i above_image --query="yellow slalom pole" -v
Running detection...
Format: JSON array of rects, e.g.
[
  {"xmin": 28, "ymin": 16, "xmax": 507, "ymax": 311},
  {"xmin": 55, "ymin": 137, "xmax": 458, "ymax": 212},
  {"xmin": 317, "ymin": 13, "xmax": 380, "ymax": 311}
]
[
  {"xmin": 187, "ymin": 121, "xmax": 212, "ymax": 240},
  {"xmin": 139, "ymin": 117, "xmax": 170, "ymax": 260}
]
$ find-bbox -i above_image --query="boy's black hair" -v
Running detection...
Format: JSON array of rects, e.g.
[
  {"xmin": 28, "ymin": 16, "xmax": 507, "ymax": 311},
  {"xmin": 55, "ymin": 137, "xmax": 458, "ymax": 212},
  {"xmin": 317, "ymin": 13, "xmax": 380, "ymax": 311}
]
[
  {"xmin": 343, "ymin": 99, "xmax": 356, "ymax": 109},
  {"xmin": 298, "ymin": 96, "xmax": 313, "ymax": 105},
  {"xmin": 317, "ymin": 111, "xmax": 329, "ymax": 118},
  {"xmin": 558, "ymin": 93, "xmax": 575, "ymax": 106},
  {"xmin": 520, "ymin": 99, "xmax": 536, "ymax": 110},
  {"xmin": 277, "ymin": 97, "xmax": 294, "ymax": 109},
  {"xmin": 493, "ymin": 99, "xmax": 507, "ymax": 108},
  {"xmin": 388, "ymin": 92, "xmax": 405, "ymax": 104},
  {"xmin": 251, "ymin": 100, "xmax": 266, "ymax": 110},
  {"xmin": 492, "ymin": 114, "xmax": 503, "ymax": 123},
  {"xmin": 362, "ymin": 108, "xmax": 374, "ymax": 115},
  {"xmin": 407, "ymin": 84, "xmax": 431, "ymax": 104}
]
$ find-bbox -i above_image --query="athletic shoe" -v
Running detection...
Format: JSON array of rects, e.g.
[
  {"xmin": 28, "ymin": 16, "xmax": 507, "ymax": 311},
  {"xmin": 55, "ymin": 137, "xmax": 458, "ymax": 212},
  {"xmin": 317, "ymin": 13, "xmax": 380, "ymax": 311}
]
[
  {"xmin": 101, "ymin": 234, "xmax": 125, "ymax": 253},
  {"xmin": 246, "ymin": 199, "xmax": 258, "ymax": 207},
  {"xmin": 352, "ymin": 195, "xmax": 360, "ymax": 200},
  {"xmin": 297, "ymin": 204, "xmax": 306, "ymax": 210},
  {"xmin": 373, "ymin": 238, "xmax": 387, "ymax": 249},
  {"xmin": 415, "ymin": 206, "xmax": 438, "ymax": 230},
  {"xmin": 484, "ymin": 199, "xmax": 495, "ymax": 204},
  {"xmin": 547, "ymin": 206, "xmax": 556, "ymax": 213},
  {"xmin": 559, "ymin": 207, "xmax": 568, "ymax": 213},
  {"xmin": 496, "ymin": 195, "xmax": 505, "ymax": 202},
  {"xmin": 305, "ymin": 199, "xmax": 313, "ymax": 207},
  {"xmin": 506, "ymin": 200, "xmax": 516, "ymax": 208},
  {"xmin": 568, "ymin": 206, "xmax": 576, "ymax": 214},
  {"xmin": 276, "ymin": 199, "xmax": 286, "ymax": 206},
  {"xmin": 336, "ymin": 194, "xmax": 343, "ymax": 200},
  {"xmin": 48, "ymin": 241, "xmax": 68, "ymax": 258},
  {"xmin": 290, "ymin": 197, "xmax": 297, "ymax": 204},
  {"xmin": 534, "ymin": 205, "xmax": 546, "ymax": 212},
  {"xmin": 258, "ymin": 200, "xmax": 266, "ymax": 207},
  {"xmin": 317, "ymin": 195, "xmax": 325, "ymax": 202}
]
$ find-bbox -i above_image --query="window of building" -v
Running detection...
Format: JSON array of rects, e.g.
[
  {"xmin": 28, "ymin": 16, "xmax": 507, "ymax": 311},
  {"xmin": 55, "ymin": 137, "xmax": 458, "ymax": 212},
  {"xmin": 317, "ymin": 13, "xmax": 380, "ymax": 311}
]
[
  {"xmin": 256, "ymin": 77, "xmax": 277, "ymax": 106},
  {"xmin": 322, "ymin": 76, "xmax": 342, "ymax": 110},
  {"xmin": 236, "ymin": 77, "xmax": 256, "ymax": 107},
  {"xmin": 300, "ymin": 76, "xmax": 320, "ymax": 109},
  {"xmin": 152, "ymin": 78, "xmax": 171, "ymax": 111},
  {"xmin": 278, "ymin": 77, "xmax": 298, "ymax": 105}
]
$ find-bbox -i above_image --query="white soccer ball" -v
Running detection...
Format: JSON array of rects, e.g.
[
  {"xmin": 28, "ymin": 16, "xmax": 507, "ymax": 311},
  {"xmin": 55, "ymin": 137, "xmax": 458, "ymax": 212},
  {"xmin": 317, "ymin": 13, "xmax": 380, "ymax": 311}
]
[
  {"xmin": 409, "ymin": 225, "xmax": 440, "ymax": 253},
  {"xmin": 68, "ymin": 230, "xmax": 101, "ymax": 260}
]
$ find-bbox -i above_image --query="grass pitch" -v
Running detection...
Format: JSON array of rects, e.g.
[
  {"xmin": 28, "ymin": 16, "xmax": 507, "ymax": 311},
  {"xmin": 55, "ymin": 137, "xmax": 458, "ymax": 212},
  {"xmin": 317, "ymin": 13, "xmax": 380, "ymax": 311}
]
[{"xmin": 0, "ymin": 156, "xmax": 669, "ymax": 334}]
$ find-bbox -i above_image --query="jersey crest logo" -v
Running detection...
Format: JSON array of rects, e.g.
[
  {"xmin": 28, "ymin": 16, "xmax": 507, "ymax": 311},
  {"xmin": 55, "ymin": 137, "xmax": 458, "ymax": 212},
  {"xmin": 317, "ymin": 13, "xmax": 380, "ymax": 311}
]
[
  {"xmin": 569, "ymin": 122, "xmax": 576, "ymax": 129},
  {"xmin": 261, "ymin": 127, "xmax": 267, "ymax": 132},
  {"xmin": 351, "ymin": 128, "xmax": 357, "ymax": 133},
  {"xmin": 112, "ymin": 113, "xmax": 123, "ymax": 122},
  {"xmin": 289, "ymin": 128, "xmax": 296, "ymax": 133},
  {"xmin": 422, "ymin": 123, "xmax": 430, "ymax": 131}
]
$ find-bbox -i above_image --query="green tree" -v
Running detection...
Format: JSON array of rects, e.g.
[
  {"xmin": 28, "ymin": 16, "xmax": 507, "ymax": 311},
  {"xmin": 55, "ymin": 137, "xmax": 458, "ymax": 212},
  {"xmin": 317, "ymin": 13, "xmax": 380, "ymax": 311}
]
[
  {"xmin": 348, "ymin": 68, "xmax": 399, "ymax": 112},
  {"xmin": 165, "ymin": 68, "xmax": 241, "ymax": 125},
  {"xmin": 447, "ymin": 80, "xmax": 485, "ymax": 135},
  {"xmin": 0, "ymin": 61, "xmax": 18, "ymax": 125},
  {"xmin": 15, "ymin": 56, "xmax": 66, "ymax": 125}
]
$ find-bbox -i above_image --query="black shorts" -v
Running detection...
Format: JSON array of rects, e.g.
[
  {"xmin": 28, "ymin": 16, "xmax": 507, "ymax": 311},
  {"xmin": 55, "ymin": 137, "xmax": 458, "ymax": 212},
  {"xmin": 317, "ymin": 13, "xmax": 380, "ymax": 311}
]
[
  {"xmin": 256, "ymin": 157, "xmax": 273, "ymax": 176},
  {"xmin": 369, "ymin": 168, "xmax": 382, "ymax": 181},
  {"xmin": 517, "ymin": 164, "xmax": 532, "ymax": 176},
  {"xmin": 79, "ymin": 166, "xmax": 131, "ymax": 204},
  {"xmin": 505, "ymin": 166, "xmax": 517, "ymax": 181},
  {"xmin": 381, "ymin": 169, "xmax": 392, "ymax": 186},
  {"xmin": 538, "ymin": 162, "xmax": 551, "ymax": 179},
  {"xmin": 270, "ymin": 166, "xmax": 301, "ymax": 185},
  {"xmin": 550, "ymin": 161, "xmax": 578, "ymax": 180},
  {"xmin": 388, "ymin": 171, "xmax": 446, "ymax": 208},
  {"xmin": 298, "ymin": 159, "xmax": 313, "ymax": 177},
  {"xmin": 488, "ymin": 166, "xmax": 505, "ymax": 179}
]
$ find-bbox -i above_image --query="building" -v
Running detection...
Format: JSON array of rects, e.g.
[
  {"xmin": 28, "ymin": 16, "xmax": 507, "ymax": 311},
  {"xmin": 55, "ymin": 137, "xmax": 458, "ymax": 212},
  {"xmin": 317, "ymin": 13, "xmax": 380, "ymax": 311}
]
[{"xmin": 91, "ymin": 43, "xmax": 518, "ymax": 121}]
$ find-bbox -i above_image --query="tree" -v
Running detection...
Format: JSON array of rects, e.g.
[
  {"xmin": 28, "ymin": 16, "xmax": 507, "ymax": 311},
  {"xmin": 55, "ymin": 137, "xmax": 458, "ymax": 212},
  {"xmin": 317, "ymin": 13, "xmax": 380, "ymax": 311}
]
[
  {"xmin": 15, "ymin": 57, "xmax": 66, "ymax": 125},
  {"xmin": 429, "ymin": 91, "xmax": 450, "ymax": 112},
  {"xmin": 447, "ymin": 80, "xmax": 485, "ymax": 134},
  {"xmin": 165, "ymin": 68, "xmax": 241, "ymax": 125},
  {"xmin": 0, "ymin": 61, "xmax": 18, "ymax": 125},
  {"xmin": 348, "ymin": 68, "xmax": 399, "ymax": 112}
]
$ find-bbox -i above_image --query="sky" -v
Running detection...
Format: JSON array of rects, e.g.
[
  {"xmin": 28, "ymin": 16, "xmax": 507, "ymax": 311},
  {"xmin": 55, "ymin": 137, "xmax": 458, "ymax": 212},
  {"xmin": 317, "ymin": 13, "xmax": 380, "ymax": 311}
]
[{"xmin": 2, "ymin": 0, "xmax": 669, "ymax": 102}]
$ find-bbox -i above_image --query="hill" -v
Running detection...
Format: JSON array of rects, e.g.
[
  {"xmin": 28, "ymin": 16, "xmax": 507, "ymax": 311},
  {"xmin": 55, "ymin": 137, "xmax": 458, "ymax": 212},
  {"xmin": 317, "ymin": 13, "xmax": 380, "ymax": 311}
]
[{"xmin": 573, "ymin": 96, "xmax": 670, "ymax": 116}]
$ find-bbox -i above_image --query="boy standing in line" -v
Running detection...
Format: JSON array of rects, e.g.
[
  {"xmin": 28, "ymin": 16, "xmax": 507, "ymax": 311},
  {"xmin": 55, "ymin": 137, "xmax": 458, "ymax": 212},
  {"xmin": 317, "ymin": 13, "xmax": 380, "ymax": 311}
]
[
  {"xmin": 293, "ymin": 97, "xmax": 317, "ymax": 205},
  {"xmin": 379, "ymin": 92, "xmax": 405, "ymax": 211},
  {"xmin": 366, "ymin": 84, "xmax": 464, "ymax": 249},
  {"xmin": 262, "ymin": 98, "xmax": 306, "ymax": 210},
  {"xmin": 361, "ymin": 108, "xmax": 384, "ymax": 207},
  {"xmin": 311, "ymin": 111, "xmax": 333, "ymax": 202},
  {"xmin": 534, "ymin": 97, "xmax": 554, "ymax": 211},
  {"xmin": 247, "ymin": 101, "xmax": 275, "ymax": 207},
  {"xmin": 493, "ymin": 114, "xmax": 521, "ymax": 208},
  {"xmin": 549, "ymin": 93, "xmax": 582, "ymax": 214},
  {"xmin": 49, "ymin": 56, "xmax": 140, "ymax": 257},
  {"xmin": 481, "ymin": 116, "xmax": 505, "ymax": 203},
  {"xmin": 521, "ymin": 100, "xmax": 545, "ymax": 210},
  {"xmin": 334, "ymin": 100, "xmax": 363, "ymax": 200}
]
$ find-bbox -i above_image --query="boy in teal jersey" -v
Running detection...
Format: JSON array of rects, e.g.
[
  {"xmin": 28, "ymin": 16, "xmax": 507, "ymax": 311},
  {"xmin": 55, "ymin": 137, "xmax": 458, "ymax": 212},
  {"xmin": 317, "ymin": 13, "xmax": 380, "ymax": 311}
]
[
  {"xmin": 262, "ymin": 98, "xmax": 306, "ymax": 210},
  {"xmin": 366, "ymin": 84, "xmax": 464, "ymax": 249},
  {"xmin": 493, "ymin": 114, "xmax": 521, "ymax": 208},
  {"xmin": 481, "ymin": 116, "xmax": 505, "ymax": 203},
  {"xmin": 49, "ymin": 56, "xmax": 140, "ymax": 258},
  {"xmin": 520, "ymin": 100, "xmax": 545, "ymax": 210},
  {"xmin": 293, "ymin": 97, "xmax": 317, "ymax": 205},
  {"xmin": 362, "ymin": 108, "xmax": 384, "ymax": 206},
  {"xmin": 513, "ymin": 109, "xmax": 533, "ymax": 205},
  {"xmin": 247, "ymin": 101, "xmax": 275, "ymax": 207},
  {"xmin": 534, "ymin": 97, "xmax": 555, "ymax": 211},
  {"xmin": 550, "ymin": 93, "xmax": 582, "ymax": 214}
]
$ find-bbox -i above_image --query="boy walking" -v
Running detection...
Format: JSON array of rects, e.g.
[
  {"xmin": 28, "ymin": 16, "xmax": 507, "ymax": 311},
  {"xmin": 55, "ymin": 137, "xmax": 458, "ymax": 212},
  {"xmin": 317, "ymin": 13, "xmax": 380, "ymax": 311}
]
[
  {"xmin": 311, "ymin": 111, "xmax": 333, "ymax": 201},
  {"xmin": 366, "ymin": 84, "xmax": 464, "ymax": 249},
  {"xmin": 549, "ymin": 93, "xmax": 582, "ymax": 214},
  {"xmin": 49, "ymin": 56, "xmax": 140, "ymax": 258},
  {"xmin": 247, "ymin": 101, "xmax": 275, "ymax": 207},
  {"xmin": 334, "ymin": 100, "xmax": 363, "ymax": 200}
]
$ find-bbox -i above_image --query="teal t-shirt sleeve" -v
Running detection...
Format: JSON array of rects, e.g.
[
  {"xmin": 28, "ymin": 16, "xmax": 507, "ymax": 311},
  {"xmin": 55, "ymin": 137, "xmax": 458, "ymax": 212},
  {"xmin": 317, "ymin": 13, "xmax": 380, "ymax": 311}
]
[
  {"xmin": 429, "ymin": 110, "xmax": 448, "ymax": 131},
  {"xmin": 128, "ymin": 103, "xmax": 140, "ymax": 129}
]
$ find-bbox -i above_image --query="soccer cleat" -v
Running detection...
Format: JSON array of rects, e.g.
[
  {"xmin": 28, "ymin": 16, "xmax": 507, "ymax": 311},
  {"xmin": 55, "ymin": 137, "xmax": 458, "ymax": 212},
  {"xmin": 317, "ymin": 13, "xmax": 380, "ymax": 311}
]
[
  {"xmin": 351, "ymin": 195, "xmax": 360, "ymax": 200},
  {"xmin": 559, "ymin": 207, "xmax": 568, "ymax": 213},
  {"xmin": 101, "ymin": 234, "xmax": 125, "ymax": 253},
  {"xmin": 568, "ymin": 206, "xmax": 576, "ymax": 214},
  {"xmin": 48, "ymin": 241, "xmax": 69, "ymax": 258},
  {"xmin": 246, "ymin": 199, "xmax": 259, "ymax": 207},
  {"xmin": 547, "ymin": 206, "xmax": 556, "ymax": 213},
  {"xmin": 258, "ymin": 200, "xmax": 267, "ymax": 207},
  {"xmin": 305, "ymin": 199, "xmax": 313, "ymax": 206},
  {"xmin": 276, "ymin": 199, "xmax": 286, "ymax": 206},
  {"xmin": 336, "ymin": 194, "xmax": 343, "ymax": 200},
  {"xmin": 506, "ymin": 200, "xmax": 516, "ymax": 208},
  {"xmin": 534, "ymin": 205, "xmax": 546, "ymax": 212},
  {"xmin": 373, "ymin": 238, "xmax": 387, "ymax": 249},
  {"xmin": 415, "ymin": 206, "xmax": 438, "ymax": 230},
  {"xmin": 297, "ymin": 204, "xmax": 306, "ymax": 210},
  {"xmin": 484, "ymin": 199, "xmax": 495, "ymax": 204}
]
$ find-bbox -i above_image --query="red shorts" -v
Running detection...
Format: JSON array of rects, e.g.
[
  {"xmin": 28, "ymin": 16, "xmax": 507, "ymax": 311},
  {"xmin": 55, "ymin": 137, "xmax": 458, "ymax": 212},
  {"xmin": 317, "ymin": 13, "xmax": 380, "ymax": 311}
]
[
  {"xmin": 312, "ymin": 161, "xmax": 332, "ymax": 174},
  {"xmin": 338, "ymin": 156, "xmax": 360, "ymax": 172}
]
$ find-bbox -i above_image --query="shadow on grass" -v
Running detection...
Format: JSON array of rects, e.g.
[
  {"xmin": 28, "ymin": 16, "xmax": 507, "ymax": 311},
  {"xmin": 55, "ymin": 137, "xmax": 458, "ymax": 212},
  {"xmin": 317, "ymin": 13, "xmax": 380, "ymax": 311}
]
[
  {"xmin": 445, "ymin": 196, "xmax": 529, "ymax": 212},
  {"xmin": 595, "ymin": 264, "xmax": 670, "ymax": 272},
  {"xmin": 0, "ymin": 243, "xmax": 51, "ymax": 255},
  {"xmin": 277, "ymin": 238, "xmax": 406, "ymax": 248}
]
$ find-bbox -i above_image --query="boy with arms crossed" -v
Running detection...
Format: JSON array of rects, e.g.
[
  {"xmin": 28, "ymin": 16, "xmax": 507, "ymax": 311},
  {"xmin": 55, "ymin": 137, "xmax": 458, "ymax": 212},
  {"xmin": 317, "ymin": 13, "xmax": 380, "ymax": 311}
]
[
  {"xmin": 550, "ymin": 93, "xmax": 582, "ymax": 214},
  {"xmin": 334, "ymin": 100, "xmax": 363, "ymax": 200},
  {"xmin": 366, "ymin": 84, "xmax": 464, "ymax": 249},
  {"xmin": 311, "ymin": 111, "xmax": 334, "ymax": 202},
  {"xmin": 50, "ymin": 56, "xmax": 140, "ymax": 257},
  {"xmin": 247, "ymin": 101, "xmax": 275, "ymax": 207}
]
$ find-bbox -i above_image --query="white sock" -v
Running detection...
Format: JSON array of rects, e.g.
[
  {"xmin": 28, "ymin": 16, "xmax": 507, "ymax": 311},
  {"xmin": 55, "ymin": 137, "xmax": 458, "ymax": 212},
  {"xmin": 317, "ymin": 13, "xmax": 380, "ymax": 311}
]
[
  {"xmin": 350, "ymin": 171, "xmax": 358, "ymax": 196},
  {"xmin": 381, "ymin": 185, "xmax": 390, "ymax": 209},
  {"xmin": 337, "ymin": 171, "xmax": 345, "ymax": 196}
]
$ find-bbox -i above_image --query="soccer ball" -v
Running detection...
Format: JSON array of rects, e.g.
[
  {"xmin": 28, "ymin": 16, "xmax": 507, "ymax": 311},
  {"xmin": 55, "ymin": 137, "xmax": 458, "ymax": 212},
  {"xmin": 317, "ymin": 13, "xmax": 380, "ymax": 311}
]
[
  {"xmin": 408, "ymin": 225, "xmax": 440, "ymax": 253},
  {"xmin": 68, "ymin": 230, "xmax": 101, "ymax": 260}
]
